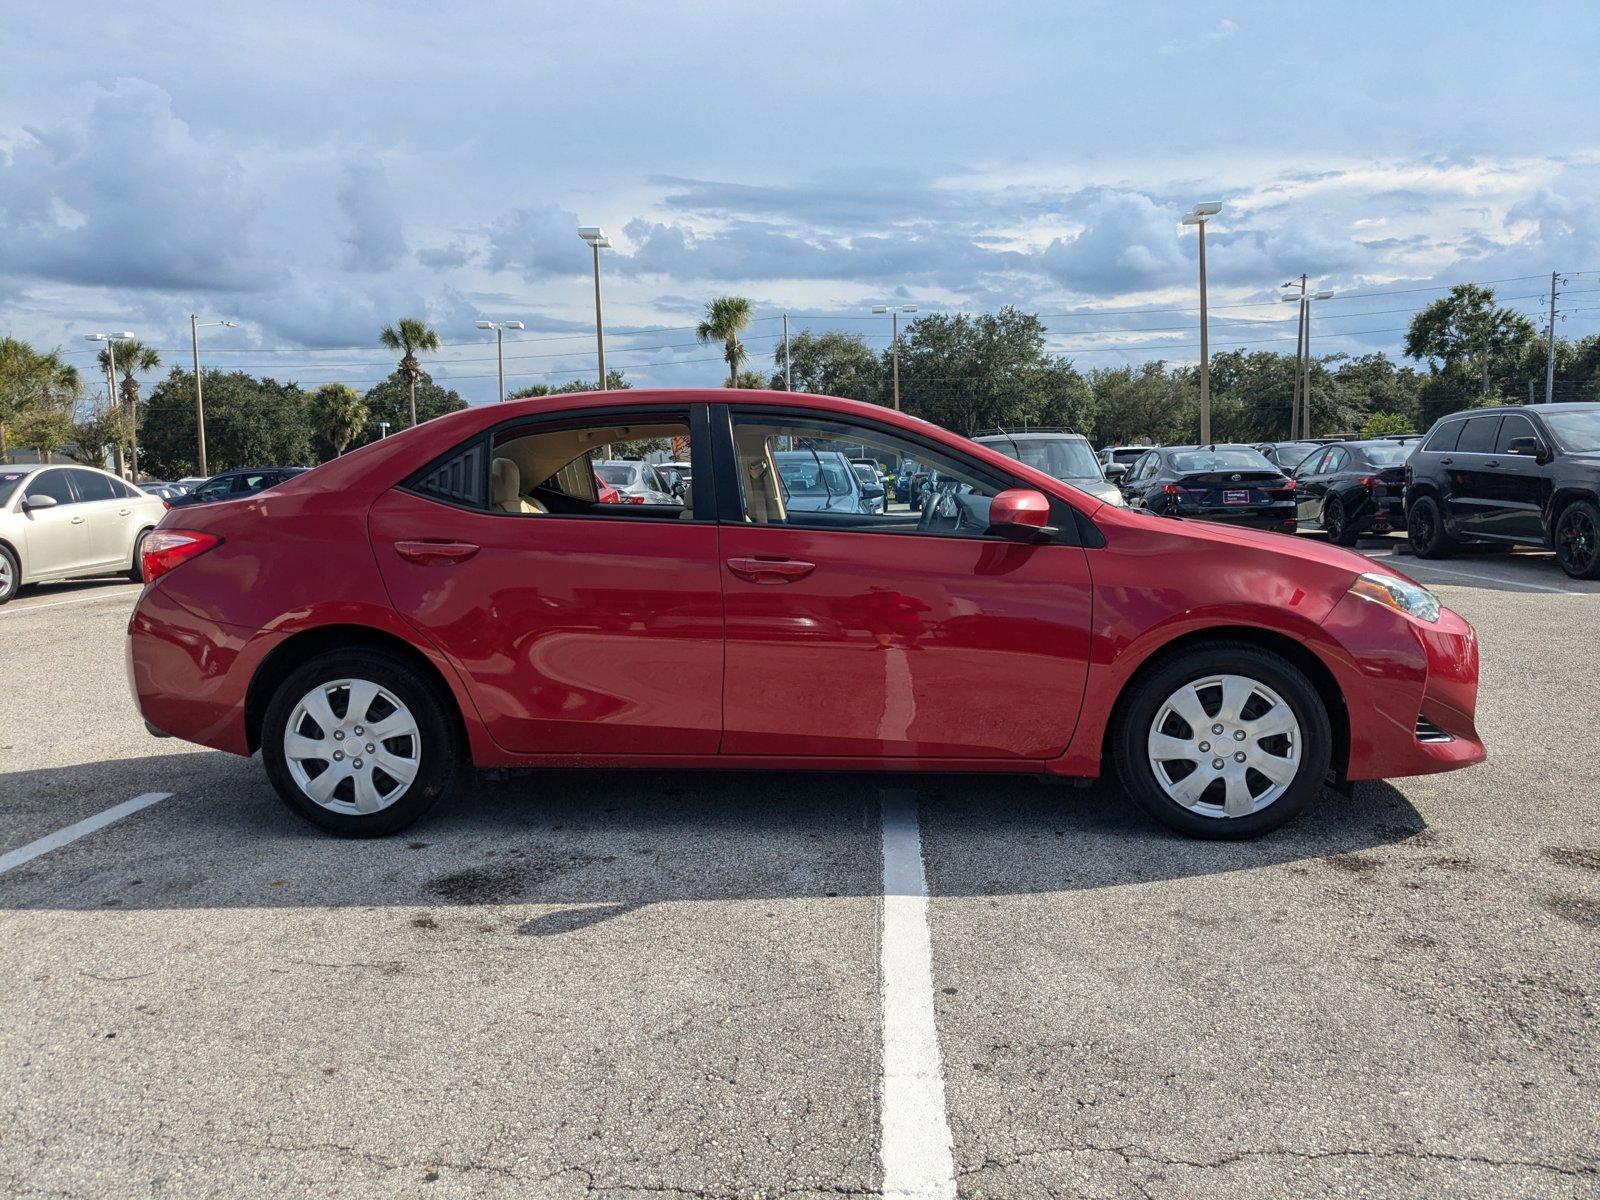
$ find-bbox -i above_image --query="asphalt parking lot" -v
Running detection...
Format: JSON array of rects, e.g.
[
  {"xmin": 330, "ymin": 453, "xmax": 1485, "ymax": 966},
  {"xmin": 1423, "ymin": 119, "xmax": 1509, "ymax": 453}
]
[{"xmin": 2, "ymin": 544, "xmax": 1597, "ymax": 1199}]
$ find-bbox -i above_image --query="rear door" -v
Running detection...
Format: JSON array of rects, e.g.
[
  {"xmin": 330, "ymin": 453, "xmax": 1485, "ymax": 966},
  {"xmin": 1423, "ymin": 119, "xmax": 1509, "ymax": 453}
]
[
  {"xmin": 67, "ymin": 468, "xmax": 134, "ymax": 568},
  {"xmin": 714, "ymin": 405, "xmax": 1093, "ymax": 760},
  {"xmin": 1449, "ymin": 415, "xmax": 1504, "ymax": 536},
  {"xmin": 1294, "ymin": 448, "xmax": 1336, "ymax": 522},
  {"xmin": 368, "ymin": 403, "xmax": 724, "ymax": 756},
  {"xmin": 17, "ymin": 469, "xmax": 91, "ymax": 577}
]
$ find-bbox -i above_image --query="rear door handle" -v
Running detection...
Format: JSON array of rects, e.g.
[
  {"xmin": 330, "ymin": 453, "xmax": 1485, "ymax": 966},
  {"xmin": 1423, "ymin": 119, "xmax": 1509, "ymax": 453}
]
[
  {"xmin": 394, "ymin": 540, "xmax": 480, "ymax": 564},
  {"xmin": 1485, "ymin": 460, "xmax": 1500, "ymax": 468},
  {"xmin": 1439, "ymin": 457, "xmax": 1454, "ymax": 465},
  {"xmin": 70, "ymin": 515, "xmax": 86, "ymax": 525},
  {"xmin": 117, "ymin": 508, "xmax": 131, "ymax": 516},
  {"xmin": 726, "ymin": 556, "xmax": 816, "ymax": 583}
]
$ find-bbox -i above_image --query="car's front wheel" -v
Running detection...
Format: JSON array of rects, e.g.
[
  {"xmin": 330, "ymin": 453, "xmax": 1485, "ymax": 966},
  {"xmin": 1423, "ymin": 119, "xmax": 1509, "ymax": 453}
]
[
  {"xmin": 1114, "ymin": 643, "xmax": 1332, "ymax": 839},
  {"xmin": 1407, "ymin": 494, "xmax": 1457, "ymax": 558},
  {"xmin": 1554, "ymin": 499, "xmax": 1600, "ymax": 580},
  {"xmin": 0, "ymin": 544, "xmax": 19, "ymax": 605},
  {"xmin": 261, "ymin": 649, "xmax": 460, "ymax": 836}
]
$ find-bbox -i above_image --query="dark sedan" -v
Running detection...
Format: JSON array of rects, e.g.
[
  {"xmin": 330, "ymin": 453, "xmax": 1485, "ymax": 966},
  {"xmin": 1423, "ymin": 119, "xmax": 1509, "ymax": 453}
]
[
  {"xmin": 167, "ymin": 467, "xmax": 308, "ymax": 507},
  {"xmin": 1255, "ymin": 441, "xmax": 1322, "ymax": 471},
  {"xmin": 1119, "ymin": 445, "xmax": 1296, "ymax": 531},
  {"xmin": 1292, "ymin": 440, "xmax": 1411, "ymax": 545}
]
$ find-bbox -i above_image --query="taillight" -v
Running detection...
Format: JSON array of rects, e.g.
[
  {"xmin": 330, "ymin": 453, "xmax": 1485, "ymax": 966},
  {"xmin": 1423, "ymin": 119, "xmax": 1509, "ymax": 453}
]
[
  {"xmin": 142, "ymin": 529, "xmax": 221, "ymax": 582},
  {"xmin": 625, "ymin": 495, "xmax": 646, "ymax": 505},
  {"xmin": 1162, "ymin": 483, "xmax": 1182, "ymax": 495},
  {"xmin": 1360, "ymin": 475, "xmax": 1382, "ymax": 492}
]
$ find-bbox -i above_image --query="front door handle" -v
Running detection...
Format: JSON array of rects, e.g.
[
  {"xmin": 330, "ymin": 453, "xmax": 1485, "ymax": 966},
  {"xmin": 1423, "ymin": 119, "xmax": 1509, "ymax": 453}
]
[
  {"xmin": 726, "ymin": 556, "xmax": 816, "ymax": 583},
  {"xmin": 1440, "ymin": 457, "xmax": 1454, "ymax": 465},
  {"xmin": 70, "ymin": 515, "xmax": 86, "ymax": 525},
  {"xmin": 1485, "ymin": 459, "xmax": 1500, "ymax": 468},
  {"xmin": 394, "ymin": 540, "xmax": 480, "ymax": 564}
]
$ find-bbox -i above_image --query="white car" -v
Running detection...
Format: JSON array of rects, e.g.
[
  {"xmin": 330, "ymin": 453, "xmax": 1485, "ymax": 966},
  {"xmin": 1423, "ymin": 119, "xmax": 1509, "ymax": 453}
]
[{"xmin": 0, "ymin": 463, "xmax": 169, "ymax": 604}]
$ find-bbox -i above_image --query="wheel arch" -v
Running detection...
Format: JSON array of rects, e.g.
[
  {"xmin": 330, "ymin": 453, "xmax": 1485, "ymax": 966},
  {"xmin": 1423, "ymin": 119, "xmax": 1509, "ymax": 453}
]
[
  {"xmin": 1099, "ymin": 624, "xmax": 1350, "ymax": 782},
  {"xmin": 244, "ymin": 624, "xmax": 470, "ymax": 757},
  {"xmin": 0, "ymin": 535, "xmax": 21, "ymax": 583},
  {"xmin": 1547, "ymin": 486, "xmax": 1600, "ymax": 542}
]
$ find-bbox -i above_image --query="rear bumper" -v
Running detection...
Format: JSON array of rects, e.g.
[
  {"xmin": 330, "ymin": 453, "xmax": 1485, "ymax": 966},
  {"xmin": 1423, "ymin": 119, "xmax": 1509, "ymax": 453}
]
[
  {"xmin": 1183, "ymin": 504, "xmax": 1297, "ymax": 531},
  {"xmin": 1349, "ymin": 494, "xmax": 1406, "ymax": 533},
  {"xmin": 1318, "ymin": 590, "xmax": 1485, "ymax": 780}
]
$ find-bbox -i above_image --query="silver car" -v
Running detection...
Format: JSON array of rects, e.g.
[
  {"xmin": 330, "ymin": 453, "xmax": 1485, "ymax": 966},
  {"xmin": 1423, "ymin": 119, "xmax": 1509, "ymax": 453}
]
[
  {"xmin": 974, "ymin": 430, "xmax": 1127, "ymax": 506},
  {"xmin": 0, "ymin": 464, "xmax": 169, "ymax": 604},
  {"xmin": 594, "ymin": 460, "xmax": 680, "ymax": 505}
]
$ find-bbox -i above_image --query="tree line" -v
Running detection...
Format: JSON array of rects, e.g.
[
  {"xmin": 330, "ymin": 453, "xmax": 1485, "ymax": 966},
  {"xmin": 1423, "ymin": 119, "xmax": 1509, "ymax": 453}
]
[{"xmin": 3, "ymin": 284, "xmax": 1597, "ymax": 476}]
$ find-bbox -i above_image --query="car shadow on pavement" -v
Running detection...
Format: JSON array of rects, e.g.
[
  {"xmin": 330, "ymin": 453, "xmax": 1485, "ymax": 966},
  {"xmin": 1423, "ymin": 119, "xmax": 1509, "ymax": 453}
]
[{"xmin": 0, "ymin": 750, "xmax": 1427, "ymax": 921}]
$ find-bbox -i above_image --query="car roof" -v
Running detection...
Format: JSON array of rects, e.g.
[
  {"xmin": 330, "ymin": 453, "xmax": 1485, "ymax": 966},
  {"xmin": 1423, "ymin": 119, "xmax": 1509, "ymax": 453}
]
[
  {"xmin": 974, "ymin": 431, "xmax": 1089, "ymax": 442},
  {"xmin": 1437, "ymin": 402, "xmax": 1600, "ymax": 419}
]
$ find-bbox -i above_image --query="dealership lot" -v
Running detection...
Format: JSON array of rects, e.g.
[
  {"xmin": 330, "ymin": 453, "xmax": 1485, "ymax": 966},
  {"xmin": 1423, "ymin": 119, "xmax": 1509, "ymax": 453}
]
[{"xmin": 2, "ymin": 547, "xmax": 1597, "ymax": 1198}]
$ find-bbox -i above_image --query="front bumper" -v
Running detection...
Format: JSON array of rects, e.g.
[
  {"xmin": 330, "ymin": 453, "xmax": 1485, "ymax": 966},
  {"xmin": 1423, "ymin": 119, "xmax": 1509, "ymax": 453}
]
[{"xmin": 1319, "ymin": 588, "xmax": 1485, "ymax": 780}]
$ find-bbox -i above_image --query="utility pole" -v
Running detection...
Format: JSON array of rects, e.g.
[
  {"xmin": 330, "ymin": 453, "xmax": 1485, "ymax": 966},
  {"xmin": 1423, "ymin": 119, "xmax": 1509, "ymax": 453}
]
[
  {"xmin": 783, "ymin": 314, "xmax": 792, "ymax": 390},
  {"xmin": 191, "ymin": 316, "xmax": 206, "ymax": 476},
  {"xmin": 872, "ymin": 305, "xmax": 917, "ymax": 410},
  {"xmin": 1544, "ymin": 270, "xmax": 1560, "ymax": 404}
]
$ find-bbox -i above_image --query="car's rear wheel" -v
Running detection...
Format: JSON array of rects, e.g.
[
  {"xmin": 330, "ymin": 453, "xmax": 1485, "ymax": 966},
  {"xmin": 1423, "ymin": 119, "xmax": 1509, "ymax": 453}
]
[
  {"xmin": 1114, "ymin": 643, "xmax": 1332, "ymax": 839},
  {"xmin": 0, "ymin": 544, "xmax": 18, "ymax": 605},
  {"xmin": 128, "ymin": 529, "xmax": 151, "ymax": 583},
  {"xmin": 1554, "ymin": 499, "xmax": 1600, "ymax": 580},
  {"xmin": 261, "ymin": 649, "xmax": 460, "ymax": 837},
  {"xmin": 1323, "ymin": 496, "xmax": 1359, "ymax": 546},
  {"xmin": 1407, "ymin": 494, "xmax": 1457, "ymax": 559}
]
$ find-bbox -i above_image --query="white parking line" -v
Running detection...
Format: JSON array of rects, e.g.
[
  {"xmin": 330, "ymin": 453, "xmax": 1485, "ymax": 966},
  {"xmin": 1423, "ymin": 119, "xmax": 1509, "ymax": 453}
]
[
  {"xmin": 0, "ymin": 590, "xmax": 139, "ymax": 616},
  {"xmin": 1365, "ymin": 554, "xmax": 1577, "ymax": 594},
  {"xmin": 878, "ymin": 788, "xmax": 956, "ymax": 1200},
  {"xmin": 0, "ymin": 792, "xmax": 172, "ymax": 877}
]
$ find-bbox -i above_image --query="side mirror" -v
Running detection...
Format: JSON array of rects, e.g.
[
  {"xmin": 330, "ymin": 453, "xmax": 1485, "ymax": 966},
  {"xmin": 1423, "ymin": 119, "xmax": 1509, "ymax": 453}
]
[
  {"xmin": 1506, "ymin": 436, "xmax": 1550, "ymax": 463},
  {"xmin": 1103, "ymin": 462, "xmax": 1127, "ymax": 480},
  {"xmin": 987, "ymin": 488, "xmax": 1057, "ymax": 542},
  {"xmin": 22, "ymin": 493, "xmax": 58, "ymax": 511}
]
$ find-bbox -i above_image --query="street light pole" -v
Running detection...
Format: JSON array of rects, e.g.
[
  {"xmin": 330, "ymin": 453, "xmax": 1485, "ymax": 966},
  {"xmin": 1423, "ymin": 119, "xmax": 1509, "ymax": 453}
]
[
  {"xmin": 872, "ymin": 305, "xmax": 918, "ymax": 410},
  {"xmin": 189, "ymin": 317, "xmax": 237, "ymax": 477},
  {"xmin": 783, "ymin": 313, "xmax": 792, "ymax": 390},
  {"xmin": 1181, "ymin": 203, "xmax": 1222, "ymax": 444},
  {"xmin": 475, "ymin": 320, "xmax": 525, "ymax": 401},
  {"xmin": 579, "ymin": 227, "xmax": 613, "ymax": 389},
  {"xmin": 1280, "ymin": 278, "xmax": 1307, "ymax": 438}
]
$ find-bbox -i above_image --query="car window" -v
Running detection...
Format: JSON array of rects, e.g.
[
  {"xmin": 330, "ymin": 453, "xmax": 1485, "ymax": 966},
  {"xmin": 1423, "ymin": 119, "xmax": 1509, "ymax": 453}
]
[
  {"xmin": 195, "ymin": 477, "xmax": 234, "ymax": 500},
  {"xmin": 490, "ymin": 414, "xmax": 694, "ymax": 517},
  {"xmin": 1494, "ymin": 413, "xmax": 1538, "ymax": 454},
  {"xmin": 67, "ymin": 469, "xmax": 117, "ymax": 502},
  {"xmin": 1362, "ymin": 443, "xmax": 1411, "ymax": 466},
  {"xmin": 23, "ymin": 469, "xmax": 76, "ymax": 505},
  {"xmin": 237, "ymin": 473, "xmax": 271, "ymax": 492},
  {"xmin": 1295, "ymin": 449, "xmax": 1330, "ymax": 478},
  {"xmin": 1423, "ymin": 420, "xmax": 1464, "ymax": 453},
  {"xmin": 1324, "ymin": 448, "xmax": 1348, "ymax": 473},
  {"xmin": 1169, "ymin": 448, "xmax": 1276, "ymax": 473},
  {"xmin": 111, "ymin": 478, "xmax": 141, "ymax": 499},
  {"xmin": 1134, "ymin": 452, "xmax": 1158, "ymax": 480},
  {"xmin": 1456, "ymin": 416, "xmax": 1502, "ymax": 453},
  {"xmin": 730, "ymin": 412, "xmax": 1009, "ymax": 537}
]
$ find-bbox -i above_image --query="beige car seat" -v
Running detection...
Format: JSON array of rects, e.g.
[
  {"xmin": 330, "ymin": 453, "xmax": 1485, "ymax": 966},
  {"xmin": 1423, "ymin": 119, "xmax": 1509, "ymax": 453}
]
[{"xmin": 491, "ymin": 457, "xmax": 548, "ymax": 515}]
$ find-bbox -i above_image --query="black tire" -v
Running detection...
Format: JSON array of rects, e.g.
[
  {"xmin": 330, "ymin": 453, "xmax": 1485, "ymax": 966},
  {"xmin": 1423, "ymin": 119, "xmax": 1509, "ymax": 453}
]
[
  {"xmin": 1113, "ymin": 642, "xmax": 1332, "ymax": 840},
  {"xmin": 1323, "ymin": 496, "xmax": 1359, "ymax": 547},
  {"xmin": 261, "ymin": 649, "xmax": 461, "ymax": 837},
  {"xmin": 0, "ymin": 544, "xmax": 18, "ymax": 605},
  {"xmin": 1407, "ymin": 493, "xmax": 1458, "ymax": 559},
  {"xmin": 1554, "ymin": 499, "xmax": 1600, "ymax": 580},
  {"xmin": 129, "ymin": 529, "xmax": 151, "ymax": 583}
]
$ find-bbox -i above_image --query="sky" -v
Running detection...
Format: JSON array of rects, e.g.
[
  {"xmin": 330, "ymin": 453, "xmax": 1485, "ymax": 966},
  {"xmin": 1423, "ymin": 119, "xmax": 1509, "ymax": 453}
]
[{"xmin": 3, "ymin": 0, "xmax": 1599, "ymax": 406}]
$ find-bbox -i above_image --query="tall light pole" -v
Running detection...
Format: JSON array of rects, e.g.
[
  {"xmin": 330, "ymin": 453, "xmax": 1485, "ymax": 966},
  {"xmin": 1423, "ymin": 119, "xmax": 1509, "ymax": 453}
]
[
  {"xmin": 782, "ymin": 313, "xmax": 792, "ymax": 390},
  {"xmin": 85, "ymin": 332, "xmax": 136, "ymax": 476},
  {"xmin": 1181, "ymin": 202, "xmax": 1222, "ymax": 443},
  {"xmin": 578, "ymin": 227, "xmax": 612, "ymax": 389},
  {"xmin": 475, "ymin": 320, "xmax": 525, "ymax": 402},
  {"xmin": 1281, "ymin": 284, "xmax": 1333, "ymax": 437},
  {"xmin": 872, "ymin": 305, "xmax": 918, "ymax": 410},
  {"xmin": 190, "ymin": 317, "xmax": 237, "ymax": 477}
]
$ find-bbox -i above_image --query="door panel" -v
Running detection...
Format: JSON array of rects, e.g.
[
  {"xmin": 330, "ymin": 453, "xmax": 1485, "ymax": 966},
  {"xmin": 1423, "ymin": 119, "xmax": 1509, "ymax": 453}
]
[
  {"xmin": 18, "ymin": 471, "xmax": 89, "ymax": 576},
  {"xmin": 68, "ymin": 470, "xmax": 133, "ymax": 566},
  {"xmin": 1447, "ymin": 415, "xmax": 1503, "ymax": 535},
  {"xmin": 1487, "ymin": 415, "xmax": 1548, "ymax": 541},
  {"xmin": 369, "ymin": 489, "xmax": 724, "ymax": 755},
  {"xmin": 718, "ymin": 523, "xmax": 1093, "ymax": 759}
]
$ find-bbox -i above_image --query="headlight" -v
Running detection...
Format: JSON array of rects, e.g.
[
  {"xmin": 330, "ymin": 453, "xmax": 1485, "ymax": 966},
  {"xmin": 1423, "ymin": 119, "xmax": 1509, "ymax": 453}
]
[{"xmin": 1349, "ymin": 572, "xmax": 1441, "ymax": 623}]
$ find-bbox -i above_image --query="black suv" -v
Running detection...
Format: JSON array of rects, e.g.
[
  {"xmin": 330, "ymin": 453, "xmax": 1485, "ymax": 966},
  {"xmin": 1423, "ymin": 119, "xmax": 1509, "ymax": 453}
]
[{"xmin": 1405, "ymin": 402, "xmax": 1600, "ymax": 579}]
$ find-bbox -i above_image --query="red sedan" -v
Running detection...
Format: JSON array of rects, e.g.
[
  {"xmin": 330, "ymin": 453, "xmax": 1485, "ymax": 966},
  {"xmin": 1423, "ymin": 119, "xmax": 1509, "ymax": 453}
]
[{"xmin": 127, "ymin": 389, "xmax": 1484, "ymax": 839}]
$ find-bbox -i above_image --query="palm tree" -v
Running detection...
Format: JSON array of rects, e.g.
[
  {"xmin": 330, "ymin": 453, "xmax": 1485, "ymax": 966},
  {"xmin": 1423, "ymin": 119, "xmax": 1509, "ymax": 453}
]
[
  {"xmin": 307, "ymin": 383, "xmax": 370, "ymax": 456},
  {"xmin": 95, "ymin": 338, "xmax": 159, "ymax": 477},
  {"xmin": 696, "ymin": 296, "xmax": 754, "ymax": 387},
  {"xmin": 379, "ymin": 317, "xmax": 441, "ymax": 428}
]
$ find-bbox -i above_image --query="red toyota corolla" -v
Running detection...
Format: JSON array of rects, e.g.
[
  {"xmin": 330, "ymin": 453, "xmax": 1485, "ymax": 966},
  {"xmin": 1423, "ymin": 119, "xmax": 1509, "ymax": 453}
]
[{"xmin": 127, "ymin": 389, "xmax": 1484, "ymax": 839}]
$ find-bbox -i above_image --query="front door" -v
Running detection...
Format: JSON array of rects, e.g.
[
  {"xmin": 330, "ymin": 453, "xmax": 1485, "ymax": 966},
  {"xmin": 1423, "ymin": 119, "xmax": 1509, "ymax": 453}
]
[
  {"xmin": 1488, "ymin": 412, "xmax": 1550, "ymax": 541},
  {"xmin": 1294, "ymin": 447, "xmax": 1336, "ymax": 524},
  {"xmin": 18, "ymin": 468, "xmax": 91, "ymax": 577},
  {"xmin": 715, "ymin": 407, "xmax": 1093, "ymax": 760},
  {"xmin": 369, "ymin": 404, "xmax": 724, "ymax": 756}
]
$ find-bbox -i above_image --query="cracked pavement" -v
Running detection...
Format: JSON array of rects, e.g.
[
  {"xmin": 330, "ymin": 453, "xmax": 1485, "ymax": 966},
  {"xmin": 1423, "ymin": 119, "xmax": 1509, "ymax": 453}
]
[{"xmin": 2, "ymin": 547, "xmax": 1597, "ymax": 1198}]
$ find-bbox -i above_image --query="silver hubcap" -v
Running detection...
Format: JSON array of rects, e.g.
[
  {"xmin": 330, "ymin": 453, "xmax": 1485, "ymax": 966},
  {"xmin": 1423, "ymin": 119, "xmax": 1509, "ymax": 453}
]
[
  {"xmin": 1147, "ymin": 673, "xmax": 1302, "ymax": 818},
  {"xmin": 0, "ymin": 554, "xmax": 12, "ymax": 597},
  {"xmin": 283, "ymin": 678, "xmax": 420, "ymax": 816}
]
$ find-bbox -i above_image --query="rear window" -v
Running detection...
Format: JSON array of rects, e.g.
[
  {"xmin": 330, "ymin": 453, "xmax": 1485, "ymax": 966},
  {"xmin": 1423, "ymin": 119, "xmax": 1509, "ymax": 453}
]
[
  {"xmin": 1456, "ymin": 416, "xmax": 1502, "ymax": 453},
  {"xmin": 410, "ymin": 439, "xmax": 490, "ymax": 508},
  {"xmin": 1169, "ymin": 448, "xmax": 1274, "ymax": 473},
  {"xmin": 1362, "ymin": 443, "xmax": 1411, "ymax": 466},
  {"xmin": 69, "ymin": 469, "xmax": 117, "ymax": 502},
  {"xmin": 595, "ymin": 464, "xmax": 639, "ymax": 487}
]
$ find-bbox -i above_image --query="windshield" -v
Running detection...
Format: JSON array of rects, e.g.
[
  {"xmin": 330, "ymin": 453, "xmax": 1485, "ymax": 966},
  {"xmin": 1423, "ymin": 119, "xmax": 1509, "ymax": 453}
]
[
  {"xmin": 988, "ymin": 437, "xmax": 1102, "ymax": 480},
  {"xmin": 777, "ymin": 456, "xmax": 853, "ymax": 496},
  {"xmin": 851, "ymin": 463, "xmax": 879, "ymax": 487},
  {"xmin": 1544, "ymin": 410, "xmax": 1600, "ymax": 453},
  {"xmin": 0, "ymin": 471, "xmax": 28, "ymax": 506},
  {"xmin": 1170, "ymin": 448, "xmax": 1275, "ymax": 473},
  {"xmin": 1362, "ymin": 443, "xmax": 1412, "ymax": 466},
  {"xmin": 595, "ymin": 464, "xmax": 639, "ymax": 487}
]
